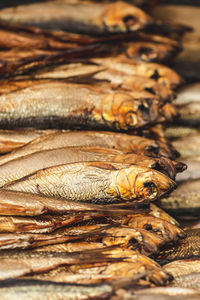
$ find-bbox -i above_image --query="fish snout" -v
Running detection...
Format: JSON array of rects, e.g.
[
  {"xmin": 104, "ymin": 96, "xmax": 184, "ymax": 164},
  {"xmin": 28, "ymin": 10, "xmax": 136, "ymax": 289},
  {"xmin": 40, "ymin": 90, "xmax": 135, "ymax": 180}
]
[
  {"xmin": 134, "ymin": 171, "xmax": 176, "ymax": 202},
  {"xmin": 103, "ymin": 2, "xmax": 152, "ymax": 33},
  {"xmin": 137, "ymin": 97, "xmax": 160, "ymax": 125}
]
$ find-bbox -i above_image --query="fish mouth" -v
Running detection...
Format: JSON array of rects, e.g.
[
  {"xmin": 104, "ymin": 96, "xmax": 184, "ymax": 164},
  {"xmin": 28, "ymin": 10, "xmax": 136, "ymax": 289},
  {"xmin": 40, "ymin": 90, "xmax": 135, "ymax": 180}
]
[
  {"xmin": 138, "ymin": 103, "xmax": 151, "ymax": 120},
  {"xmin": 122, "ymin": 15, "xmax": 139, "ymax": 31}
]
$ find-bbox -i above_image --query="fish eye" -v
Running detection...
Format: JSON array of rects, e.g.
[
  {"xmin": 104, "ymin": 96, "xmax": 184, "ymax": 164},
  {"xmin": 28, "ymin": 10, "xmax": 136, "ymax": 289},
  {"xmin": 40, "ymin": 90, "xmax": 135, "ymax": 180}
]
[
  {"xmin": 123, "ymin": 15, "xmax": 137, "ymax": 28},
  {"xmin": 139, "ymin": 46, "xmax": 154, "ymax": 56},
  {"xmin": 124, "ymin": 111, "xmax": 137, "ymax": 126},
  {"xmin": 145, "ymin": 224, "xmax": 153, "ymax": 231},
  {"xmin": 150, "ymin": 70, "xmax": 160, "ymax": 81},
  {"xmin": 128, "ymin": 237, "xmax": 140, "ymax": 250}
]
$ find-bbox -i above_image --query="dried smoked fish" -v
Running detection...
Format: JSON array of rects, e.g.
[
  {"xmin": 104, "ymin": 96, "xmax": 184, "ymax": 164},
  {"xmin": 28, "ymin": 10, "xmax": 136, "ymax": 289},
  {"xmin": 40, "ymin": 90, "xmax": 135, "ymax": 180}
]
[
  {"xmin": 101, "ymin": 226, "xmax": 165, "ymax": 256},
  {"xmin": 0, "ymin": 146, "xmax": 182, "ymax": 188},
  {"xmin": 121, "ymin": 214, "xmax": 184, "ymax": 241},
  {"xmin": 0, "ymin": 224, "xmax": 165, "ymax": 255},
  {"xmin": 92, "ymin": 56, "xmax": 183, "ymax": 89},
  {"xmin": 0, "ymin": 279, "xmax": 113, "ymax": 300},
  {"xmin": 98, "ymin": 248, "xmax": 170, "ymax": 285},
  {"xmin": 120, "ymin": 41, "xmax": 179, "ymax": 63},
  {"xmin": 0, "ymin": 28, "xmax": 79, "ymax": 50},
  {"xmin": 0, "ymin": 212, "xmax": 109, "ymax": 234},
  {"xmin": 0, "ymin": 1, "xmax": 152, "ymax": 34},
  {"xmin": 26, "ymin": 65, "xmax": 175, "ymax": 102},
  {"xmin": 138, "ymin": 130, "xmax": 181, "ymax": 163},
  {"xmin": 0, "ymin": 246, "xmax": 120, "ymax": 280},
  {"xmin": 0, "ymin": 247, "xmax": 169, "ymax": 285},
  {"xmin": 0, "ymin": 27, "xmax": 179, "ymax": 63},
  {"xmin": 0, "ymin": 45, "xmax": 108, "ymax": 77},
  {"xmin": 0, "ymin": 131, "xmax": 169, "ymax": 167},
  {"xmin": 39, "ymin": 211, "xmax": 183, "ymax": 245},
  {"xmin": 3, "ymin": 162, "xmax": 176, "ymax": 203},
  {"xmin": 47, "ymin": 247, "xmax": 170, "ymax": 285},
  {"xmin": 0, "ymin": 81, "xmax": 161, "ymax": 130}
]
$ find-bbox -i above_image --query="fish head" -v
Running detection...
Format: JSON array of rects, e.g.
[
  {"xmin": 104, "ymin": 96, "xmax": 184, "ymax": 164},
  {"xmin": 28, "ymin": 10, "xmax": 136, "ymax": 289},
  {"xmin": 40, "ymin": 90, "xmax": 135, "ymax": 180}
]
[
  {"xmin": 102, "ymin": 2, "xmax": 152, "ymax": 33},
  {"xmin": 150, "ymin": 83, "xmax": 176, "ymax": 103},
  {"xmin": 125, "ymin": 42, "xmax": 174, "ymax": 63},
  {"xmin": 137, "ymin": 62, "xmax": 184, "ymax": 89},
  {"xmin": 133, "ymin": 169, "xmax": 176, "ymax": 201},
  {"xmin": 124, "ymin": 76, "xmax": 175, "ymax": 102},
  {"xmin": 127, "ymin": 215, "xmax": 185, "ymax": 242},
  {"xmin": 111, "ymin": 166, "xmax": 176, "ymax": 203},
  {"xmin": 101, "ymin": 93, "xmax": 159, "ymax": 130},
  {"xmin": 102, "ymin": 227, "xmax": 164, "ymax": 256},
  {"xmin": 150, "ymin": 65, "xmax": 184, "ymax": 89},
  {"xmin": 102, "ymin": 227, "xmax": 142, "ymax": 249}
]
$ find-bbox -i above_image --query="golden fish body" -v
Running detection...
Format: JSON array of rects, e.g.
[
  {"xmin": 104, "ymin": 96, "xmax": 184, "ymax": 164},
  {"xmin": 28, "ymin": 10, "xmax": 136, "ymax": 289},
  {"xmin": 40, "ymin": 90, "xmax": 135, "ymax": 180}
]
[
  {"xmin": 0, "ymin": 1, "xmax": 151, "ymax": 34},
  {"xmin": 0, "ymin": 81, "xmax": 160, "ymax": 130},
  {"xmin": 3, "ymin": 162, "xmax": 176, "ymax": 203},
  {"xmin": 0, "ymin": 190, "xmax": 106, "ymax": 216},
  {"xmin": 0, "ymin": 145, "xmax": 180, "ymax": 187},
  {"xmin": 92, "ymin": 56, "xmax": 183, "ymax": 89},
  {"xmin": 0, "ymin": 130, "xmax": 161, "ymax": 166},
  {"xmin": 0, "ymin": 279, "xmax": 114, "ymax": 300},
  {"xmin": 33, "ymin": 64, "xmax": 175, "ymax": 102}
]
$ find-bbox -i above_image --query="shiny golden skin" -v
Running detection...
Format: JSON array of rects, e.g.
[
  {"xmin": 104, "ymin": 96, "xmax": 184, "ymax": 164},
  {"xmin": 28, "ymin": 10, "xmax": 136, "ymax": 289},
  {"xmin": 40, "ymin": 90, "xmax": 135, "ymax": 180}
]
[
  {"xmin": 93, "ymin": 56, "xmax": 183, "ymax": 89},
  {"xmin": 4, "ymin": 162, "xmax": 176, "ymax": 203},
  {"xmin": 0, "ymin": 1, "xmax": 152, "ymax": 34}
]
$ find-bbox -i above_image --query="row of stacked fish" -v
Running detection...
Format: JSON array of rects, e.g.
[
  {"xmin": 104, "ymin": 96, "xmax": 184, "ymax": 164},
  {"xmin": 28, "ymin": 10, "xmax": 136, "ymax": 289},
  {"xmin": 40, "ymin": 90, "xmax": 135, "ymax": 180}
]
[
  {"xmin": 152, "ymin": 83, "xmax": 200, "ymax": 293},
  {"xmin": 0, "ymin": 0, "xmax": 196, "ymax": 299}
]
